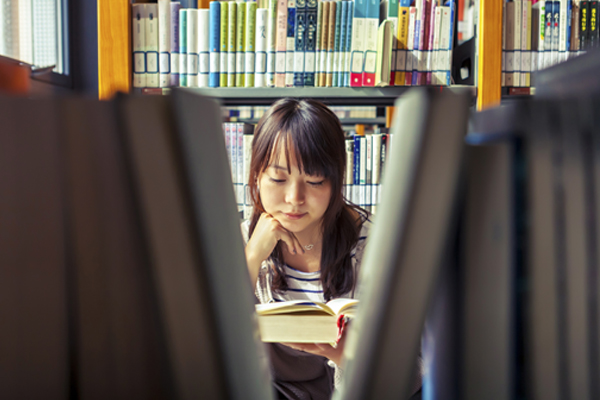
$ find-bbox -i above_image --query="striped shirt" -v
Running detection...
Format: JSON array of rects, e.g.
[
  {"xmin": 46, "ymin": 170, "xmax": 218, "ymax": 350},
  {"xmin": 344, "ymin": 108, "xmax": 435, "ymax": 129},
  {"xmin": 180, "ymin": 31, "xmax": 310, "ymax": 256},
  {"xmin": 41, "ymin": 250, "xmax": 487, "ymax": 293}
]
[{"xmin": 240, "ymin": 210, "xmax": 372, "ymax": 305}]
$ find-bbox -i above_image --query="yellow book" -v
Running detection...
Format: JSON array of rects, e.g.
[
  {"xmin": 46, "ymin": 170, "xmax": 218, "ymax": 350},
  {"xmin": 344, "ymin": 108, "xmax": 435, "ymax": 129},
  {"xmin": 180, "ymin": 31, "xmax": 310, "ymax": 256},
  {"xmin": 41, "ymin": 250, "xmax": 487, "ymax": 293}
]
[
  {"xmin": 394, "ymin": 6, "xmax": 409, "ymax": 86},
  {"xmin": 255, "ymin": 298, "xmax": 358, "ymax": 343}
]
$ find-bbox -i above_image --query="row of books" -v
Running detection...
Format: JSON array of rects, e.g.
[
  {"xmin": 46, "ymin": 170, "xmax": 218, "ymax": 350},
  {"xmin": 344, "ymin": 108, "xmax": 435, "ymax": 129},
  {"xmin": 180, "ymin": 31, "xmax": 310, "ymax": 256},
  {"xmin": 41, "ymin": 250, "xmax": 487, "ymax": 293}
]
[
  {"xmin": 132, "ymin": 0, "xmax": 455, "ymax": 89},
  {"xmin": 501, "ymin": 0, "xmax": 598, "ymax": 88},
  {"xmin": 223, "ymin": 105, "xmax": 378, "ymax": 120},
  {"xmin": 221, "ymin": 121, "xmax": 392, "ymax": 218}
]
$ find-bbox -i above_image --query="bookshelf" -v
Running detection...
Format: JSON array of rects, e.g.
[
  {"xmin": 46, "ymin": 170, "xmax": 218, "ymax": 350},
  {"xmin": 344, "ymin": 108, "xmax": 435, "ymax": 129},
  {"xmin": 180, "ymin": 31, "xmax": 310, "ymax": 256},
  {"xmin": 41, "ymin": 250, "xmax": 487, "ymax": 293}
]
[{"xmin": 97, "ymin": 1, "xmax": 491, "ymax": 105}]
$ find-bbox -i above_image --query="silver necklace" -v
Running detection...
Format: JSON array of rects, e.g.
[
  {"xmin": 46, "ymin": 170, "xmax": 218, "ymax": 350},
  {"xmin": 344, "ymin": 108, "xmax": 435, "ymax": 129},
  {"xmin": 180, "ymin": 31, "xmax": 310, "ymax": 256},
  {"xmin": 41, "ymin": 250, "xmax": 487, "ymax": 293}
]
[{"xmin": 304, "ymin": 244, "xmax": 314, "ymax": 251}]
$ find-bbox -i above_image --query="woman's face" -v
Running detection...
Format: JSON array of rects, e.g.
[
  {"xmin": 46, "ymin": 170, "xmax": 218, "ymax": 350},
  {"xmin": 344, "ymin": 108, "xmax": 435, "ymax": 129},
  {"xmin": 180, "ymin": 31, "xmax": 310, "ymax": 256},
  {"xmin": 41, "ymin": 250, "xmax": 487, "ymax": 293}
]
[{"xmin": 257, "ymin": 145, "xmax": 332, "ymax": 238}]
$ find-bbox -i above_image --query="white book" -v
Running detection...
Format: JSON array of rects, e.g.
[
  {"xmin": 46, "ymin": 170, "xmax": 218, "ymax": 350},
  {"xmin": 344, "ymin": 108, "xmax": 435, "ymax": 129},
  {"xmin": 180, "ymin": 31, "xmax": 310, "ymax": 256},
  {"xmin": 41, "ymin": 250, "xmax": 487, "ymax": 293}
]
[
  {"xmin": 533, "ymin": 1, "xmax": 545, "ymax": 71},
  {"xmin": 132, "ymin": 4, "xmax": 146, "ymax": 88},
  {"xmin": 170, "ymin": 2, "xmax": 181, "ymax": 87},
  {"xmin": 255, "ymin": 8, "xmax": 269, "ymax": 87},
  {"xmin": 145, "ymin": 4, "xmax": 160, "ymax": 88},
  {"xmin": 513, "ymin": 0, "xmax": 522, "ymax": 87},
  {"xmin": 243, "ymin": 134, "xmax": 254, "ymax": 219},
  {"xmin": 505, "ymin": 2, "xmax": 515, "ymax": 87},
  {"xmin": 187, "ymin": 9, "xmax": 199, "ymax": 88},
  {"xmin": 431, "ymin": 7, "xmax": 442, "ymax": 85},
  {"xmin": 405, "ymin": 7, "xmax": 416, "ymax": 85},
  {"xmin": 228, "ymin": 2, "xmax": 237, "ymax": 87},
  {"xmin": 365, "ymin": 134, "xmax": 373, "ymax": 211},
  {"xmin": 158, "ymin": 0, "xmax": 171, "ymax": 87},
  {"xmin": 438, "ymin": 6, "xmax": 451, "ymax": 86},
  {"xmin": 359, "ymin": 136, "xmax": 366, "ymax": 208},
  {"xmin": 198, "ymin": 9, "xmax": 210, "ymax": 88},
  {"xmin": 521, "ymin": 0, "xmax": 531, "ymax": 87},
  {"xmin": 559, "ymin": 0, "xmax": 568, "ymax": 59},
  {"xmin": 371, "ymin": 133, "xmax": 382, "ymax": 210},
  {"xmin": 245, "ymin": 2, "xmax": 257, "ymax": 87}
]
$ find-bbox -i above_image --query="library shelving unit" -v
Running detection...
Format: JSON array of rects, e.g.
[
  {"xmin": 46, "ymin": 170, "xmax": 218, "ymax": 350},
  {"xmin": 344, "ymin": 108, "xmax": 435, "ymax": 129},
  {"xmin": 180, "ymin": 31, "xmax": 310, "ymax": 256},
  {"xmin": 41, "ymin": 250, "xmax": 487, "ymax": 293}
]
[{"xmin": 97, "ymin": 1, "xmax": 499, "ymax": 108}]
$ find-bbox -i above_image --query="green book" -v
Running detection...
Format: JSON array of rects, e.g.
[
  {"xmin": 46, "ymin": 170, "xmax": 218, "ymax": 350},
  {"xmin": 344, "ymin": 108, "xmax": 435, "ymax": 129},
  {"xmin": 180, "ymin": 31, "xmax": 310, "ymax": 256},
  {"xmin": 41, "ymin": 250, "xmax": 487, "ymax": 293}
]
[
  {"xmin": 236, "ymin": 2, "xmax": 246, "ymax": 87},
  {"xmin": 227, "ymin": 2, "xmax": 237, "ymax": 87},
  {"xmin": 220, "ymin": 1, "xmax": 229, "ymax": 87},
  {"xmin": 245, "ymin": 2, "xmax": 257, "ymax": 87}
]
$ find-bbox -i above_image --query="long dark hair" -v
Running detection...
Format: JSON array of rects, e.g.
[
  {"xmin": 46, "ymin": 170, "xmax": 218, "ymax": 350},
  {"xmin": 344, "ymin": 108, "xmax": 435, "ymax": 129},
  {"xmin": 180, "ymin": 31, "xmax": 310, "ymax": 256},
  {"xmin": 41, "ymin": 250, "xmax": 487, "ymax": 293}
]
[{"xmin": 248, "ymin": 98, "xmax": 364, "ymax": 301}]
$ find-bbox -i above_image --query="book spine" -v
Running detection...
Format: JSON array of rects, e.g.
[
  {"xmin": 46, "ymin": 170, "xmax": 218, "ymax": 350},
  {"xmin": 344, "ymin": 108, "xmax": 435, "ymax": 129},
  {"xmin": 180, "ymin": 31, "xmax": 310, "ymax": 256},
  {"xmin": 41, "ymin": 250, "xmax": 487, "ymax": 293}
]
[
  {"xmin": 243, "ymin": 134, "xmax": 254, "ymax": 219},
  {"xmin": 320, "ymin": 2, "xmax": 330, "ymax": 87},
  {"xmin": 371, "ymin": 133, "xmax": 382, "ymax": 210},
  {"xmin": 236, "ymin": 123, "xmax": 245, "ymax": 212},
  {"xmin": 513, "ymin": 0, "xmax": 522, "ymax": 86},
  {"xmin": 411, "ymin": 1, "xmax": 422, "ymax": 86},
  {"xmin": 590, "ymin": 0, "xmax": 598, "ymax": 47},
  {"xmin": 536, "ymin": 2, "xmax": 545, "ymax": 70},
  {"xmin": 365, "ymin": 134, "xmax": 372, "ymax": 212},
  {"xmin": 236, "ymin": 2, "xmax": 246, "ymax": 87},
  {"xmin": 350, "ymin": 0, "xmax": 367, "ymax": 86},
  {"xmin": 544, "ymin": 0, "xmax": 553, "ymax": 67},
  {"xmin": 344, "ymin": 1, "xmax": 354, "ymax": 86},
  {"xmin": 255, "ymin": 8, "xmax": 268, "ymax": 87},
  {"xmin": 387, "ymin": 0, "xmax": 399, "ymax": 83},
  {"xmin": 304, "ymin": 0, "xmax": 318, "ymax": 86},
  {"xmin": 332, "ymin": 1, "xmax": 343, "ymax": 87},
  {"xmin": 345, "ymin": 139, "xmax": 354, "ymax": 202},
  {"xmin": 132, "ymin": 4, "xmax": 147, "ymax": 88},
  {"xmin": 146, "ymin": 4, "xmax": 160, "ymax": 88},
  {"xmin": 326, "ymin": 1, "xmax": 337, "ymax": 87},
  {"xmin": 170, "ymin": 2, "xmax": 182, "ymax": 87},
  {"xmin": 359, "ymin": 136, "xmax": 366, "ymax": 208},
  {"xmin": 362, "ymin": 0, "xmax": 379, "ymax": 86},
  {"xmin": 294, "ymin": 0, "xmax": 307, "ymax": 86},
  {"xmin": 220, "ymin": 1, "xmax": 229, "ymax": 87},
  {"xmin": 570, "ymin": 1, "xmax": 579, "ymax": 53},
  {"xmin": 267, "ymin": 0, "xmax": 278, "ymax": 86},
  {"xmin": 502, "ymin": 1, "xmax": 507, "ymax": 86},
  {"xmin": 158, "ymin": 0, "xmax": 171, "ymax": 87},
  {"xmin": 179, "ymin": 9, "xmax": 188, "ymax": 87},
  {"xmin": 353, "ymin": 135, "xmax": 361, "ymax": 206},
  {"xmin": 227, "ymin": 2, "xmax": 237, "ymax": 87},
  {"xmin": 424, "ymin": 0, "xmax": 436, "ymax": 85},
  {"xmin": 286, "ymin": 0, "xmax": 297, "ymax": 86},
  {"xmin": 337, "ymin": 1, "xmax": 348, "ymax": 87},
  {"xmin": 199, "ymin": 9, "xmax": 210, "ymax": 87},
  {"xmin": 551, "ymin": 0, "xmax": 559, "ymax": 65},
  {"xmin": 440, "ymin": 5, "xmax": 452, "ymax": 86},
  {"xmin": 245, "ymin": 2, "xmax": 257, "ymax": 87},
  {"xmin": 209, "ymin": 2, "xmax": 220, "ymax": 87},
  {"xmin": 521, "ymin": 0, "xmax": 532, "ymax": 87},
  {"xmin": 559, "ymin": 0, "xmax": 569, "ymax": 61},
  {"xmin": 187, "ymin": 9, "xmax": 199, "ymax": 87},
  {"xmin": 404, "ymin": 6, "xmax": 416, "ymax": 85},
  {"xmin": 275, "ymin": 0, "xmax": 288, "ymax": 87},
  {"xmin": 431, "ymin": 7, "xmax": 441, "ymax": 85},
  {"xmin": 581, "ymin": 0, "xmax": 589, "ymax": 51},
  {"xmin": 315, "ymin": 1, "xmax": 324, "ymax": 86},
  {"xmin": 395, "ymin": 7, "xmax": 409, "ymax": 85}
]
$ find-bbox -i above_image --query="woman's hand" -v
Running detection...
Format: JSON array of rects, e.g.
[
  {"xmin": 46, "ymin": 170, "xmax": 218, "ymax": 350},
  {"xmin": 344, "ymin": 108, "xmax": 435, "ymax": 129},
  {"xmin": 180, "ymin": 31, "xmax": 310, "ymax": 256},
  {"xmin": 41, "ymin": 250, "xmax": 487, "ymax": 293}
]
[
  {"xmin": 245, "ymin": 213, "xmax": 304, "ymax": 286},
  {"xmin": 282, "ymin": 326, "xmax": 349, "ymax": 366}
]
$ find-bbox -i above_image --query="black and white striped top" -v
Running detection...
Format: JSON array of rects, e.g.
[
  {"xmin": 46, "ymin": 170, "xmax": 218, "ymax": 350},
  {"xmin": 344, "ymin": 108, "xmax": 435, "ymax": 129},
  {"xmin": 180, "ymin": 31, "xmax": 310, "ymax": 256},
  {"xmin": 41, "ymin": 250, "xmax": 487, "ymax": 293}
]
[{"xmin": 241, "ymin": 211, "xmax": 372, "ymax": 305}]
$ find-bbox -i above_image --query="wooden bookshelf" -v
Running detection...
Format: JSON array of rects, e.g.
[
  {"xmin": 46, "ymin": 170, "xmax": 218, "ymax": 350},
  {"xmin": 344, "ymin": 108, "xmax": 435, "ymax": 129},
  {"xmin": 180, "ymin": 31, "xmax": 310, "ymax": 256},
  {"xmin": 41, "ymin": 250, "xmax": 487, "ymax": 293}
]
[
  {"xmin": 476, "ymin": 0, "xmax": 503, "ymax": 110},
  {"xmin": 98, "ymin": 0, "xmax": 131, "ymax": 100}
]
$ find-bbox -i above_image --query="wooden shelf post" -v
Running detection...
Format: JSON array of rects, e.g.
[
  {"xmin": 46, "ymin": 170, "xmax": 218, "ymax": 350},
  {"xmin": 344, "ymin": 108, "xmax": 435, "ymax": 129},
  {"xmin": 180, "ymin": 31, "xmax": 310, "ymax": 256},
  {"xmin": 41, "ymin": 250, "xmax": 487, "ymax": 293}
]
[
  {"xmin": 476, "ymin": 0, "xmax": 503, "ymax": 110},
  {"xmin": 98, "ymin": 0, "xmax": 131, "ymax": 100}
]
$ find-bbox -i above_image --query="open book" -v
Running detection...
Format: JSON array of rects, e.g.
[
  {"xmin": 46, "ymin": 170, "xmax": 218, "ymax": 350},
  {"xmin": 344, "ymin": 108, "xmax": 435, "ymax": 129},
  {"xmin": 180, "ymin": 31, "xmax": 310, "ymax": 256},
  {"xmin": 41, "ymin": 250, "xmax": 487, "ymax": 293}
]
[{"xmin": 255, "ymin": 298, "xmax": 359, "ymax": 343}]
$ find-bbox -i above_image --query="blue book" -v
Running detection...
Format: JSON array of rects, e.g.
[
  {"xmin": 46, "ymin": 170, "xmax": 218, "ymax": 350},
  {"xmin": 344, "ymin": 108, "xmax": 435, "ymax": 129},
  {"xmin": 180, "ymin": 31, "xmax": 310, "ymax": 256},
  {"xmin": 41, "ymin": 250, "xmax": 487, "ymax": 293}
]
[
  {"xmin": 170, "ymin": 2, "xmax": 181, "ymax": 87},
  {"xmin": 180, "ymin": 0, "xmax": 198, "ymax": 7},
  {"xmin": 209, "ymin": 2, "xmax": 221, "ymax": 87},
  {"xmin": 337, "ymin": 1, "xmax": 348, "ymax": 87},
  {"xmin": 353, "ymin": 134, "xmax": 361, "ymax": 207},
  {"xmin": 303, "ymin": 0, "xmax": 318, "ymax": 86},
  {"xmin": 344, "ymin": 1, "xmax": 354, "ymax": 86},
  {"xmin": 179, "ymin": 9, "xmax": 188, "ymax": 87},
  {"xmin": 286, "ymin": 0, "xmax": 297, "ymax": 86},
  {"xmin": 332, "ymin": 1, "xmax": 343, "ymax": 86},
  {"xmin": 294, "ymin": 0, "xmax": 307, "ymax": 86}
]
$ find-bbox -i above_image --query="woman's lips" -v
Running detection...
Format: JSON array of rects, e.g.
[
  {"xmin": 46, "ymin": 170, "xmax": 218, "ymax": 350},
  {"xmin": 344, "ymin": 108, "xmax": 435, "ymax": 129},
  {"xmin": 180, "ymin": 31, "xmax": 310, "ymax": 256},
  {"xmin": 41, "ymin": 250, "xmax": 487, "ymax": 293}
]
[{"xmin": 283, "ymin": 213, "xmax": 306, "ymax": 220}]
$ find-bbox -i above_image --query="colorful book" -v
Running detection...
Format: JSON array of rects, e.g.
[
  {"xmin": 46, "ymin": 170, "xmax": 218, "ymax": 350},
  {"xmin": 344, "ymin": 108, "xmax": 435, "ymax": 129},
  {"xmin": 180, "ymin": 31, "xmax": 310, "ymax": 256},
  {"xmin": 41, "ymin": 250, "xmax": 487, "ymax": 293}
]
[
  {"xmin": 326, "ymin": 1, "xmax": 337, "ymax": 87},
  {"xmin": 551, "ymin": 0, "xmax": 560, "ymax": 66},
  {"xmin": 227, "ymin": 2, "xmax": 237, "ymax": 87},
  {"xmin": 581, "ymin": 0, "xmax": 589, "ymax": 51},
  {"xmin": 350, "ymin": 0, "xmax": 367, "ymax": 86},
  {"xmin": 411, "ymin": 0, "xmax": 423, "ymax": 86},
  {"xmin": 424, "ymin": 0, "xmax": 436, "ymax": 85},
  {"xmin": 267, "ymin": 0, "xmax": 278, "ymax": 86},
  {"xmin": 132, "ymin": 4, "xmax": 146, "ymax": 88},
  {"xmin": 179, "ymin": 8, "xmax": 188, "ymax": 87},
  {"xmin": 386, "ymin": 0, "xmax": 399, "ymax": 83},
  {"xmin": 245, "ymin": 2, "xmax": 257, "ymax": 87},
  {"xmin": 198, "ymin": 9, "xmax": 210, "ymax": 87},
  {"xmin": 170, "ymin": 2, "xmax": 182, "ymax": 87},
  {"xmin": 590, "ymin": 0, "xmax": 599, "ymax": 48},
  {"xmin": 286, "ymin": 0, "xmax": 297, "ymax": 86},
  {"xmin": 146, "ymin": 4, "xmax": 160, "ymax": 88},
  {"xmin": 187, "ymin": 9, "xmax": 199, "ymax": 87},
  {"xmin": 332, "ymin": 1, "xmax": 343, "ymax": 87},
  {"xmin": 431, "ymin": 7, "xmax": 442, "ymax": 85},
  {"xmin": 438, "ymin": 5, "xmax": 452, "ymax": 86},
  {"xmin": 275, "ymin": 0, "xmax": 288, "ymax": 87},
  {"xmin": 236, "ymin": 2, "xmax": 246, "ymax": 87},
  {"xmin": 255, "ymin": 7, "xmax": 268, "ymax": 87},
  {"xmin": 513, "ymin": 0, "xmax": 522, "ymax": 86},
  {"xmin": 158, "ymin": 0, "xmax": 171, "ymax": 87},
  {"xmin": 315, "ymin": 1, "xmax": 324, "ymax": 86},
  {"xmin": 294, "ymin": 0, "xmax": 307, "ymax": 86},
  {"xmin": 303, "ymin": 0, "xmax": 318, "ymax": 86},
  {"xmin": 209, "ymin": 1, "xmax": 220, "ymax": 87},
  {"xmin": 362, "ymin": 0, "xmax": 380, "ymax": 86},
  {"xmin": 219, "ymin": 1, "xmax": 229, "ymax": 87},
  {"xmin": 319, "ymin": 2, "xmax": 330, "ymax": 87},
  {"xmin": 344, "ymin": 1, "xmax": 354, "ymax": 86},
  {"xmin": 521, "ymin": 0, "xmax": 532, "ymax": 87},
  {"xmin": 337, "ymin": 1, "xmax": 349, "ymax": 87},
  {"xmin": 404, "ymin": 6, "xmax": 416, "ymax": 85}
]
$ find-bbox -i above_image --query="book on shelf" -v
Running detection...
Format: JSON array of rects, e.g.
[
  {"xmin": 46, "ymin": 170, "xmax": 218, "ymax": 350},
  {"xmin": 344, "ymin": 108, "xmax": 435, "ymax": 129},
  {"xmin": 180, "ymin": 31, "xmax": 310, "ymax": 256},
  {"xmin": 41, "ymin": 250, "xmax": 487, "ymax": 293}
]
[
  {"xmin": 187, "ymin": 9, "xmax": 199, "ymax": 87},
  {"xmin": 293, "ymin": 0, "xmax": 306, "ymax": 87},
  {"xmin": 404, "ymin": 6, "xmax": 416, "ymax": 85},
  {"xmin": 236, "ymin": 2, "xmax": 246, "ymax": 87},
  {"xmin": 326, "ymin": 1, "xmax": 337, "ymax": 87},
  {"xmin": 146, "ymin": 4, "xmax": 160, "ymax": 88},
  {"xmin": 132, "ymin": 4, "xmax": 146, "ymax": 88},
  {"xmin": 332, "ymin": 1, "xmax": 343, "ymax": 87},
  {"xmin": 199, "ymin": 9, "xmax": 210, "ymax": 87},
  {"xmin": 304, "ymin": 0, "xmax": 318, "ymax": 86},
  {"xmin": 350, "ymin": 0, "xmax": 367, "ymax": 86},
  {"xmin": 285, "ymin": 0, "xmax": 297, "ymax": 86},
  {"xmin": 180, "ymin": 8, "xmax": 189, "ymax": 87},
  {"xmin": 255, "ymin": 7, "xmax": 268, "ymax": 87},
  {"xmin": 255, "ymin": 298, "xmax": 359, "ymax": 343},
  {"xmin": 171, "ymin": 2, "xmax": 182, "ymax": 87},
  {"xmin": 275, "ymin": 0, "xmax": 288, "ymax": 87},
  {"xmin": 227, "ymin": 2, "xmax": 237, "ymax": 87},
  {"xmin": 267, "ymin": 0, "xmax": 278, "ymax": 86},
  {"xmin": 209, "ymin": 2, "xmax": 220, "ymax": 87},
  {"xmin": 158, "ymin": 0, "xmax": 171, "ymax": 87},
  {"xmin": 362, "ymin": 0, "xmax": 380, "ymax": 86},
  {"xmin": 245, "ymin": 2, "xmax": 257, "ymax": 87},
  {"xmin": 344, "ymin": 1, "xmax": 355, "ymax": 86},
  {"xmin": 375, "ymin": 19, "xmax": 394, "ymax": 87}
]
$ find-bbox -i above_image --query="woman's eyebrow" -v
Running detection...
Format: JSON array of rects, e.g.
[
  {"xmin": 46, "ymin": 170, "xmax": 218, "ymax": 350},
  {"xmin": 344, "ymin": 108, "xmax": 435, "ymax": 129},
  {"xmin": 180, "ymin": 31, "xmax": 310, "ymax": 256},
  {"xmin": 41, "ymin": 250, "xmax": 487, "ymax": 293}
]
[{"xmin": 269, "ymin": 164, "xmax": 287, "ymax": 171}]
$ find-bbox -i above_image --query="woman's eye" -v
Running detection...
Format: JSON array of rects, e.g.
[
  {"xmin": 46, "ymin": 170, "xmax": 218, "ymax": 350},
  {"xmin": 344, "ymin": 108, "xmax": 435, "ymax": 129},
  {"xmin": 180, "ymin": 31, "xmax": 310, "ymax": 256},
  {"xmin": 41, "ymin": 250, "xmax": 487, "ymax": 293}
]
[
  {"xmin": 308, "ymin": 180, "xmax": 325, "ymax": 186},
  {"xmin": 269, "ymin": 178, "xmax": 285, "ymax": 184}
]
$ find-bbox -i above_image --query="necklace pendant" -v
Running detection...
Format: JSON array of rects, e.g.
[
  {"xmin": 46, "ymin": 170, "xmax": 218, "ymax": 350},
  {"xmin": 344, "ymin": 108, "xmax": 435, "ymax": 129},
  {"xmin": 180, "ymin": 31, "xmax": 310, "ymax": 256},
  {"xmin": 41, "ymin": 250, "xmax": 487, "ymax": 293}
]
[{"xmin": 304, "ymin": 244, "xmax": 314, "ymax": 251}]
